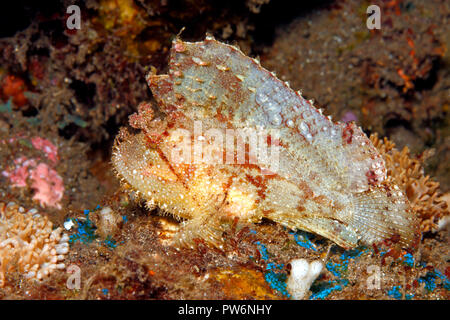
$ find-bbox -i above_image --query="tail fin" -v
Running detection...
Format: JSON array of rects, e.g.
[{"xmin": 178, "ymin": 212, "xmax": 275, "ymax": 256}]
[{"xmin": 264, "ymin": 184, "xmax": 420, "ymax": 250}]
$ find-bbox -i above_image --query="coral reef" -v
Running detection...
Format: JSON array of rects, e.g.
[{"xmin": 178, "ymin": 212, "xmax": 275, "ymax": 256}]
[
  {"xmin": 0, "ymin": 0, "xmax": 447, "ymax": 301},
  {"xmin": 0, "ymin": 202, "xmax": 68, "ymax": 287},
  {"xmin": 0, "ymin": 0, "xmax": 272, "ymax": 144}
]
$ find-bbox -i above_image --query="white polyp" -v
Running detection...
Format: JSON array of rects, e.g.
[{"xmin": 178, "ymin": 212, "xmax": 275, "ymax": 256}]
[
  {"xmin": 60, "ymin": 233, "xmax": 69, "ymax": 243},
  {"xmin": 55, "ymin": 246, "xmax": 69, "ymax": 255},
  {"xmin": 286, "ymin": 259, "xmax": 324, "ymax": 300},
  {"xmin": 63, "ymin": 220, "xmax": 74, "ymax": 231},
  {"xmin": 437, "ymin": 215, "xmax": 450, "ymax": 232}
]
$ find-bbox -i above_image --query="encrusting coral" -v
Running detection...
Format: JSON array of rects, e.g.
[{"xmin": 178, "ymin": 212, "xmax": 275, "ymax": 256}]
[
  {"xmin": 0, "ymin": 202, "xmax": 68, "ymax": 287},
  {"xmin": 370, "ymin": 134, "xmax": 449, "ymax": 233},
  {"xmin": 29, "ymin": 163, "xmax": 64, "ymax": 210},
  {"xmin": 1, "ymin": 135, "xmax": 65, "ymax": 209}
]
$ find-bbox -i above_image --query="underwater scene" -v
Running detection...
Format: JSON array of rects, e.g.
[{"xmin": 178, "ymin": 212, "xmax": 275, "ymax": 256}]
[{"xmin": 0, "ymin": 0, "xmax": 448, "ymax": 301}]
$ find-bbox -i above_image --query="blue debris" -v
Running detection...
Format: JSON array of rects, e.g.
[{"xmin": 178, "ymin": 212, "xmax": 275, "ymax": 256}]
[
  {"xmin": 434, "ymin": 269, "xmax": 450, "ymax": 289},
  {"xmin": 380, "ymin": 250, "xmax": 414, "ymax": 267},
  {"xmin": 401, "ymin": 253, "xmax": 414, "ymax": 267},
  {"xmin": 340, "ymin": 247, "xmax": 367, "ymax": 260},
  {"xmin": 387, "ymin": 285, "xmax": 416, "ymax": 300},
  {"xmin": 73, "ymin": 207, "xmax": 119, "ymax": 249},
  {"xmin": 102, "ymin": 288, "xmax": 109, "ymax": 295},
  {"xmin": 290, "ymin": 231, "xmax": 317, "ymax": 251},
  {"xmin": 444, "ymin": 281, "xmax": 450, "ymax": 291},
  {"xmin": 418, "ymin": 269, "xmax": 450, "ymax": 292},
  {"xmin": 379, "ymin": 249, "xmax": 415, "ymax": 268},
  {"xmin": 264, "ymin": 271, "xmax": 290, "ymax": 298},
  {"xmin": 104, "ymin": 235, "xmax": 118, "ymax": 249},
  {"xmin": 418, "ymin": 271, "xmax": 437, "ymax": 292},
  {"xmin": 309, "ymin": 279, "xmax": 349, "ymax": 300},
  {"xmin": 69, "ymin": 212, "xmax": 97, "ymax": 244},
  {"xmin": 309, "ymin": 246, "xmax": 368, "ymax": 299},
  {"xmin": 256, "ymin": 241, "xmax": 290, "ymax": 297},
  {"xmin": 122, "ymin": 215, "xmax": 128, "ymax": 223},
  {"xmin": 266, "ymin": 262, "xmax": 284, "ymax": 271},
  {"xmin": 387, "ymin": 286, "xmax": 403, "ymax": 300},
  {"xmin": 325, "ymin": 246, "xmax": 368, "ymax": 278},
  {"xmin": 69, "ymin": 208, "xmax": 101, "ymax": 244},
  {"xmin": 249, "ymin": 229, "xmax": 257, "ymax": 234},
  {"xmin": 326, "ymin": 261, "xmax": 344, "ymax": 278},
  {"xmin": 256, "ymin": 241, "xmax": 270, "ymax": 260}
]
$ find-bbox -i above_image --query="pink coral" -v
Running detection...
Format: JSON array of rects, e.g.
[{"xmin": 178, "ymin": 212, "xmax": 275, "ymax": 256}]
[
  {"xmin": 30, "ymin": 163, "xmax": 64, "ymax": 209},
  {"xmin": 1, "ymin": 157, "xmax": 36, "ymax": 187},
  {"xmin": 31, "ymin": 137, "xmax": 59, "ymax": 164},
  {"xmin": 1, "ymin": 135, "xmax": 65, "ymax": 209}
]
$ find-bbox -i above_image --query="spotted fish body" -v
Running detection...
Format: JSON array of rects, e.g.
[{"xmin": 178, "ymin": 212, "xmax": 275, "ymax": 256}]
[{"xmin": 112, "ymin": 37, "xmax": 419, "ymax": 249}]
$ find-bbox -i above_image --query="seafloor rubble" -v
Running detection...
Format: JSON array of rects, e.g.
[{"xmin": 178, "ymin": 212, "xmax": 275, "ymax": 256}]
[{"xmin": 0, "ymin": 0, "xmax": 449, "ymax": 300}]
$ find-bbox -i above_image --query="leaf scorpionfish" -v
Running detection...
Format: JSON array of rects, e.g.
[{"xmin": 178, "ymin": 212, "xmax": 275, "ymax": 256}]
[{"xmin": 112, "ymin": 36, "xmax": 419, "ymax": 250}]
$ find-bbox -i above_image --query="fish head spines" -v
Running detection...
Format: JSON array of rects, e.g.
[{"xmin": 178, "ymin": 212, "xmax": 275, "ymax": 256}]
[
  {"xmin": 112, "ymin": 133, "xmax": 196, "ymax": 221},
  {"xmin": 129, "ymin": 101, "xmax": 155, "ymax": 130},
  {"xmin": 112, "ymin": 128, "xmax": 136, "ymax": 190},
  {"xmin": 112, "ymin": 127, "xmax": 136, "ymax": 163},
  {"xmin": 146, "ymin": 73, "xmax": 185, "ymax": 115},
  {"xmin": 173, "ymin": 38, "xmax": 187, "ymax": 54},
  {"xmin": 147, "ymin": 74, "xmax": 171, "ymax": 97},
  {"xmin": 127, "ymin": 100, "xmax": 183, "ymax": 146}
]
